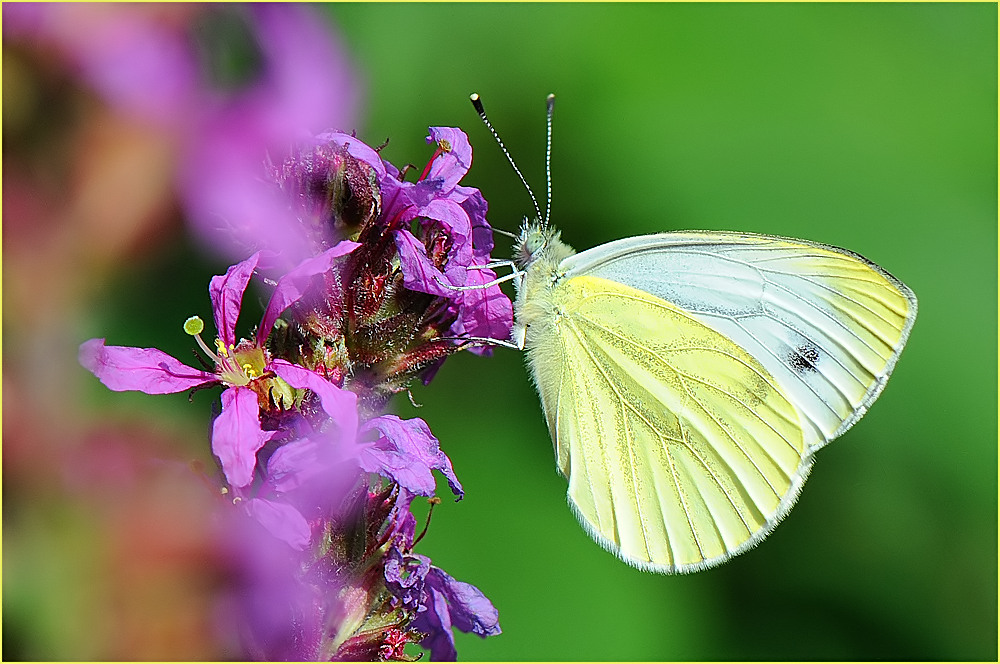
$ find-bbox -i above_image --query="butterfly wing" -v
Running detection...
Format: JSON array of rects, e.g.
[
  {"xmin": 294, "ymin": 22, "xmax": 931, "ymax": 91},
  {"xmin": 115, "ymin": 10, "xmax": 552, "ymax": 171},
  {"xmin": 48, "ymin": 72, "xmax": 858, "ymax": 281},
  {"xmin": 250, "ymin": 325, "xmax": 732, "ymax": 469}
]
[
  {"xmin": 525, "ymin": 274, "xmax": 810, "ymax": 572},
  {"xmin": 560, "ymin": 231, "xmax": 917, "ymax": 452}
]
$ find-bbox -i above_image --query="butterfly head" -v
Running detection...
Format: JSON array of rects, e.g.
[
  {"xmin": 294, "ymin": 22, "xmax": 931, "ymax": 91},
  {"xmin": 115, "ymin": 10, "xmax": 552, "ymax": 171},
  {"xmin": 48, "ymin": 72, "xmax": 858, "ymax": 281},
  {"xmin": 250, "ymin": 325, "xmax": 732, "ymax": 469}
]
[{"xmin": 513, "ymin": 220, "xmax": 575, "ymax": 272}]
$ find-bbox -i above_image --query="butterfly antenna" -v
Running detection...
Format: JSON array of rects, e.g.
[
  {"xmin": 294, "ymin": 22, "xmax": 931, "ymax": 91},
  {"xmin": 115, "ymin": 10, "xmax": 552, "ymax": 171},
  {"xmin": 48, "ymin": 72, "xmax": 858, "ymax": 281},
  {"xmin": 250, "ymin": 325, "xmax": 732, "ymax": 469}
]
[
  {"xmin": 470, "ymin": 93, "xmax": 543, "ymax": 223},
  {"xmin": 544, "ymin": 93, "xmax": 555, "ymax": 227}
]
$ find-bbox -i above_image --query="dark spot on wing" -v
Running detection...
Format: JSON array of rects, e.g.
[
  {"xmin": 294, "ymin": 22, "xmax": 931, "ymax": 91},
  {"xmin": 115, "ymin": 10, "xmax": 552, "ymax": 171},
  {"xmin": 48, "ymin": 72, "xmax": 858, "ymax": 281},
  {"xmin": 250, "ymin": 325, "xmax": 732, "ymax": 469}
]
[{"xmin": 789, "ymin": 344, "xmax": 820, "ymax": 373}]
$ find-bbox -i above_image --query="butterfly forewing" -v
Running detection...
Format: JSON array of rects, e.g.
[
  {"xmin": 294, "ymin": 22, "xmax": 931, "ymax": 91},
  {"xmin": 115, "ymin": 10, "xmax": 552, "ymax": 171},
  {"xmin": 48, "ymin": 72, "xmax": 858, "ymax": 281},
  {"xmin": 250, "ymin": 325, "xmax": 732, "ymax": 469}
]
[
  {"xmin": 526, "ymin": 274, "xmax": 810, "ymax": 572},
  {"xmin": 562, "ymin": 232, "xmax": 917, "ymax": 450}
]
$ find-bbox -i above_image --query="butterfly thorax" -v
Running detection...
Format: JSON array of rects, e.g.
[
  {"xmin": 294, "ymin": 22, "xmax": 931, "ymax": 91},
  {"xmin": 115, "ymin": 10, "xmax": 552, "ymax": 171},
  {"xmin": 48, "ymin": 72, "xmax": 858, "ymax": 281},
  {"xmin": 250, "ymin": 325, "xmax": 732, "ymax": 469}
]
[{"xmin": 512, "ymin": 222, "xmax": 577, "ymax": 348}]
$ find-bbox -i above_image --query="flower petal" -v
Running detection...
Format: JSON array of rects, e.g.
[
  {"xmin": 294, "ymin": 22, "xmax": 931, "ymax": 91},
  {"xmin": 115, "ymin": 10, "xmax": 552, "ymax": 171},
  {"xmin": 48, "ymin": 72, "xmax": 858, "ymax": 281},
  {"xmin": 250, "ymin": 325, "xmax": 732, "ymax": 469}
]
[
  {"xmin": 312, "ymin": 130, "xmax": 387, "ymax": 180},
  {"xmin": 401, "ymin": 199, "xmax": 474, "ymax": 285},
  {"xmin": 450, "ymin": 267, "xmax": 514, "ymax": 353},
  {"xmin": 383, "ymin": 547, "xmax": 430, "ymax": 611},
  {"xmin": 212, "ymin": 386, "xmax": 275, "ymax": 488},
  {"xmin": 270, "ymin": 360, "xmax": 359, "ymax": 442},
  {"xmin": 455, "ymin": 186, "xmax": 494, "ymax": 261},
  {"xmin": 79, "ymin": 338, "xmax": 215, "ymax": 394},
  {"xmin": 209, "ymin": 252, "xmax": 262, "ymax": 348},
  {"xmin": 257, "ymin": 240, "xmax": 360, "ymax": 346},
  {"xmin": 394, "ymin": 229, "xmax": 454, "ymax": 297},
  {"xmin": 245, "ymin": 497, "xmax": 311, "ymax": 551},
  {"xmin": 425, "ymin": 127, "xmax": 473, "ymax": 193},
  {"xmin": 414, "ymin": 582, "xmax": 458, "ymax": 661},
  {"xmin": 425, "ymin": 566, "xmax": 501, "ymax": 638},
  {"xmin": 360, "ymin": 415, "xmax": 463, "ymax": 499},
  {"xmin": 265, "ymin": 435, "xmax": 361, "ymax": 495}
]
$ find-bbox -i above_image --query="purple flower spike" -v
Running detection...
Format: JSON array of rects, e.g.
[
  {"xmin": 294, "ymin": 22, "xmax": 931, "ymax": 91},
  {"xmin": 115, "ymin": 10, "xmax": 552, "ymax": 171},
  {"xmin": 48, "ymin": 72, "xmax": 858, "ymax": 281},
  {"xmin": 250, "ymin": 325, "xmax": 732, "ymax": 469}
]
[
  {"xmin": 78, "ymin": 338, "xmax": 215, "ymax": 394},
  {"xmin": 79, "ymin": 112, "xmax": 509, "ymax": 658},
  {"xmin": 360, "ymin": 415, "xmax": 463, "ymax": 499}
]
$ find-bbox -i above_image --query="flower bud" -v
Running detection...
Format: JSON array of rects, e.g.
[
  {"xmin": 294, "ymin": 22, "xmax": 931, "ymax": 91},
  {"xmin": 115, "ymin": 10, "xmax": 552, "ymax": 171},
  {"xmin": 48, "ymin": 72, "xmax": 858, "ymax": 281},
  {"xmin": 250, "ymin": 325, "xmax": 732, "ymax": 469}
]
[{"xmin": 269, "ymin": 139, "xmax": 382, "ymax": 250}]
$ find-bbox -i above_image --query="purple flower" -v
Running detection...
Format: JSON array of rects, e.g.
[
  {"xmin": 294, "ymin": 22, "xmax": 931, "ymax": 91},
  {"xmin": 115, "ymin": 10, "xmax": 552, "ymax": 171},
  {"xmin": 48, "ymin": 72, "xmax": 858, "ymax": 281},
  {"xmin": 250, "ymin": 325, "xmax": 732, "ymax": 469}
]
[
  {"xmin": 80, "ymin": 242, "xmax": 359, "ymax": 494},
  {"xmin": 69, "ymin": 49, "xmax": 508, "ymax": 651},
  {"xmin": 179, "ymin": 5, "xmax": 361, "ymax": 265},
  {"xmin": 383, "ymin": 546, "xmax": 431, "ymax": 612},
  {"xmin": 309, "ymin": 127, "xmax": 514, "ymax": 356},
  {"xmin": 384, "ymin": 548, "xmax": 502, "ymax": 661},
  {"xmin": 360, "ymin": 415, "xmax": 463, "ymax": 500},
  {"xmin": 2, "ymin": 4, "xmax": 200, "ymax": 124},
  {"xmin": 4, "ymin": 3, "xmax": 361, "ymax": 265},
  {"xmin": 415, "ymin": 565, "xmax": 502, "ymax": 661}
]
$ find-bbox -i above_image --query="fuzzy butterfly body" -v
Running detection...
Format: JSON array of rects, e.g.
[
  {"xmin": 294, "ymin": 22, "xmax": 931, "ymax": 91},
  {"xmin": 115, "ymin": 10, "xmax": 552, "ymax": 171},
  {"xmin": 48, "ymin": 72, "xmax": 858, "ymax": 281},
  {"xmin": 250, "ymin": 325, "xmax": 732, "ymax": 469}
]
[{"xmin": 512, "ymin": 223, "xmax": 916, "ymax": 573}]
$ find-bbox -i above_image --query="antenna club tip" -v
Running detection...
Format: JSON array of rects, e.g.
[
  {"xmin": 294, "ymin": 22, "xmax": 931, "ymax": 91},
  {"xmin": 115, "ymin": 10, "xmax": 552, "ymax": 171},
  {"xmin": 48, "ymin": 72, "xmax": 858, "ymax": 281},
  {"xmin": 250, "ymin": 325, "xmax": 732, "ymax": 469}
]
[
  {"xmin": 470, "ymin": 92, "xmax": 480, "ymax": 101},
  {"xmin": 547, "ymin": 93, "xmax": 556, "ymax": 101}
]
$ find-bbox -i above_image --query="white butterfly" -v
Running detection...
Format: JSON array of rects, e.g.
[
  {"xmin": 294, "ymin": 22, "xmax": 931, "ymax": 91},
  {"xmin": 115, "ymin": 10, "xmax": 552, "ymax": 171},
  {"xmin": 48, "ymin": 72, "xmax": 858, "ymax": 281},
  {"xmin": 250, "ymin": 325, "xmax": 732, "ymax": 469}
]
[{"xmin": 472, "ymin": 94, "xmax": 917, "ymax": 573}]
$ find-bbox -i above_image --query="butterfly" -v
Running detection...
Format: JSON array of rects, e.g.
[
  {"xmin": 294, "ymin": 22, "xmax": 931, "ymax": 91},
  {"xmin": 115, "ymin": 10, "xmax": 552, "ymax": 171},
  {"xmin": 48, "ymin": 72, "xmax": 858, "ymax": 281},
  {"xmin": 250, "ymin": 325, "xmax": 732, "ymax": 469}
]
[{"xmin": 472, "ymin": 93, "xmax": 917, "ymax": 573}]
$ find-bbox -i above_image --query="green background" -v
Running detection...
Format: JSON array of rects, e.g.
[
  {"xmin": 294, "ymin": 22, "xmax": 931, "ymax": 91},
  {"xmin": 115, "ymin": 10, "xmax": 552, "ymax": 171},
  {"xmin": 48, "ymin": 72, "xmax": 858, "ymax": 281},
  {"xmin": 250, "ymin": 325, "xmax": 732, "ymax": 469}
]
[{"xmin": 21, "ymin": 2, "xmax": 997, "ymax": 661}]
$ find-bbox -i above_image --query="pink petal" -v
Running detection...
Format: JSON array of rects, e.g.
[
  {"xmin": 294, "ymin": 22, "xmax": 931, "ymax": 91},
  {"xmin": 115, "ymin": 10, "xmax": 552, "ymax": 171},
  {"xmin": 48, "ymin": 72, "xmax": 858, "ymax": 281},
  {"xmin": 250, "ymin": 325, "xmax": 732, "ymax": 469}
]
[
  {"xmin": 360, "ymin": 415, "xmax": 463, "ymax": 499},
  {"xmin": 425, "ymin": 127, "xmax": 473, "ymax": 193},
  {"xmin": 451, "ymin": 268, "xmax": 514, "ymax": 353},
  {"xmin": 257, "ymin": 240, "xmax": 360, "ymax": 346},
  {"xmin": 212, "ymin": 386, "xmax": 275, "ymax": 488},
  {"xmin": 245, "ymin": 498, "xmax": 311, "ymax": 551},
  {"xmin": 265, "ymin": 434, "xmax": 363, "ymax": 500},
  {"xmin": 312, "ymin": 130, "xmax": 387, "ymax": 180},
  {"xmin": 394, "ymin": 229, "xmax": 454, "ymax": 297},
  {"xmin": 78, "ymin": 338, "xmax": 215, "ymax": 394},
  {"xmin": 270, "ymin": 360, "xmax": 358, "ymax": 443},
  {"xmin": 209, "ymin": 252, "xmax": 262, "ymax": 348},
  {"xmin": 401, "ymin": 199, "xmax": 474, "ymax": 284}
]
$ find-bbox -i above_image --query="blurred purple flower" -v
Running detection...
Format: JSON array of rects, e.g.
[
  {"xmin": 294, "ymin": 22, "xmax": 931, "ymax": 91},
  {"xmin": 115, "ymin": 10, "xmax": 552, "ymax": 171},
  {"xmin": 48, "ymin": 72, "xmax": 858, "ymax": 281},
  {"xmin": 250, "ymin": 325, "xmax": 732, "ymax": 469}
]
[
  {"xmin": 2, "ymin": 4, "xmax": 201, "ymax": 123},
  {"xmin": 220, "ymin": 501, "xmax": 341, "ymax": 660},
  {"xmin": 182, "ymin": 4, "xmax": 360, "ymax": 264},
  {"xmin": 3, "ymin": 3, "xmax": 360, "ymax": 264}
]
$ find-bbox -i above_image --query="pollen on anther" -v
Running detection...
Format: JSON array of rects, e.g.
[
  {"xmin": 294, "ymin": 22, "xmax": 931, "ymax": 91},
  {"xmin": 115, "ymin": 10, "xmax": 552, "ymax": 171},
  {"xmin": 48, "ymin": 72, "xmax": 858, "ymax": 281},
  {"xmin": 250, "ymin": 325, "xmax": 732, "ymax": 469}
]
[{"xmin": 438, "ymin": 139, "xmax": 452, "ymax": 152}]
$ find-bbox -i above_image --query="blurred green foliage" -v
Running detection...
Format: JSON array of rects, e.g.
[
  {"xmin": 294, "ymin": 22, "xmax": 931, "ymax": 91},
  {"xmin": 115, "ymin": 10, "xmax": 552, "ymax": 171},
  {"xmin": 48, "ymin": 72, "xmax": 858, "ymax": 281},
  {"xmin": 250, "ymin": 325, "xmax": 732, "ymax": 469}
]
[{"xmin": 39, "ymin": 2, "xmax": 997, "ymax": 661}]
